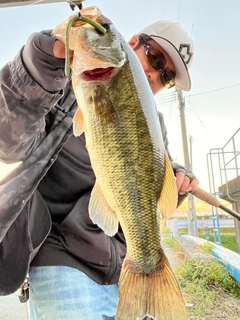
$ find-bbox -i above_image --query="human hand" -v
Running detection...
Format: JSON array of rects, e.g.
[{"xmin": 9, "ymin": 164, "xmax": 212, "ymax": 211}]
[
  {"xmin": 52, "ymin": 39, "xmax": 74, "ymax": 60},
  {"xmin": 23, "ymin": 31, "xmax": 71, "ymax": 92},
  {"xmin": 175, "ymin": 171, "xmax": 199, "ymax": 195}
]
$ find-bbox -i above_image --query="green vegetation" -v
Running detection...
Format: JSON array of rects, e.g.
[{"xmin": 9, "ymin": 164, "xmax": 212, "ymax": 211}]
[
  {"xmin": 160, "ymin": 225, "xmax": 240, "ymax": 319},
  {"xmin": 177, "ymin": 227, "xmax": 237, "ymax": 252},
  {"xmin": 175, "ymin": 259, "xmax": 240, "ymax": 318},
  {"xmin": 221, "ymin": 228, "xmax": 235, "ymax": 233},
  {"xmin": 198, "ymin": 232, "xmax": 237, "ymax": 252},
  {"xmin": 162, "ymin": 236, "xmax": 181, "ymax": 251},
  {"xmin": 221, "ymin": 234, "xmax": 238, "ymax": 252},
  {"xmin": 176, "ymin": 260, "xmax": 240, "ymax": 299},
  {"xmin": 196, "ymin": 242, "xmax": 213, "ymax": 254}
]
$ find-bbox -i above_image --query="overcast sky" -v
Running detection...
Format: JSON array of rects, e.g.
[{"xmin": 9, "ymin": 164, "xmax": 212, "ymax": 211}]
[{"xmin": 0, "ymin": 0, "xmax": 239, "ymax": 192}]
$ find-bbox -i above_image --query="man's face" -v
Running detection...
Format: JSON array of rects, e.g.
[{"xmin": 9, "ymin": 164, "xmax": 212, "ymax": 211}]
[{"xmin": 128, "ymin": 35, "xmax": 175, "ymax": 95}]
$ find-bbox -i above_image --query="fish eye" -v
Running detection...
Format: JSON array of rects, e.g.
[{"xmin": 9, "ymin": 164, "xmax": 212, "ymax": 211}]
[{"xmin": 101, "ymin": 23, "xmax": 110, "ymax": 30}]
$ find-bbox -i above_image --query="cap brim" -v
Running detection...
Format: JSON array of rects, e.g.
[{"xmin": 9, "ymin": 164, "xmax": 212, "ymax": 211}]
[{"xmin": 150, "ymin": 35, "xmax": 191, "ymax": 91}]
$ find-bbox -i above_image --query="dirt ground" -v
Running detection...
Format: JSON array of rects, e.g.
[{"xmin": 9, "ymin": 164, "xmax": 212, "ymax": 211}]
[{"xmin": 184, "ymin": 286, "xmax": 240, "ymax": 320}]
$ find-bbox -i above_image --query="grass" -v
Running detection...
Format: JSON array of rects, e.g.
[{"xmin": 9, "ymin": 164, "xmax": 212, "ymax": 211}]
[
  {"xmin": 175, "ymin": 259, "xmax": 240, "ymax": 319},
  {"xmin": 163, "ymin": 236, "xmax": 181, "ymax": 251},
  {"xmin": 196, "ymin": 242, "xmax": 213, "ymax": 254},
  {"xmin": 177, "ymin": 227, "xmax": 238, "ymax": 252},
  {"xmin": 176, "ymin": 260, "xmax": 240, "ymax": 299},
  {"xmin": 199, "ymin": 233, "xmax": 238, "ymax": 252},
  {"xmin": 161, "ymin": 222, "xmax": 240, "ymax": 319}
]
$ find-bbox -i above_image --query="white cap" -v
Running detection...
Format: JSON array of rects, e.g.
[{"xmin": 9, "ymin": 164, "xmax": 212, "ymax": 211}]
[{"xmin": 139, "ymin": 20, "xmax": 194, "ymax": 91}]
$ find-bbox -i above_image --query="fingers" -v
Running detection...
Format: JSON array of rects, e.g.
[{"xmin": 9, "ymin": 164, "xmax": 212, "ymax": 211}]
[
  {"xmin": 175, "ymin": 172, "xmax": 199, "ymax": 195},
  {"xmin": 189, "ymin": 178, "xmax": 199, "ymax": 191},
  {"xmin": 53, "ymin": 40, "xmax": 74, "ymax": 59}
]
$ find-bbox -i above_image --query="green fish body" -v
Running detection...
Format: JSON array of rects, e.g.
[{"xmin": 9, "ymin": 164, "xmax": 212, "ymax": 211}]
[{"xmin": 52, "ymin": 6, "xmax": 186, "ymax": 320}]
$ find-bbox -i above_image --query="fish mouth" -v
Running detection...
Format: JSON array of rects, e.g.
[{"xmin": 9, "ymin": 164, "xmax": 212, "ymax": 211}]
[{"xmin": 82, "ymin": 67, "xmax": 114, "ymax": 81}]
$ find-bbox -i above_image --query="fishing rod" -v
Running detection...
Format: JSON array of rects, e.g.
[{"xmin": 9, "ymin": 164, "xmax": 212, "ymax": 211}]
[{"xmin": 191, "ymin": 187, "xmax": 240, "ymax": 221}]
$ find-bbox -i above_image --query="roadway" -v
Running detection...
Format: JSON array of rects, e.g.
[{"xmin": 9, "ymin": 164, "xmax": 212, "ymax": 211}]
[{"xmin": 0, "ymin": 294, "xmax": 27, "ymax": 320}]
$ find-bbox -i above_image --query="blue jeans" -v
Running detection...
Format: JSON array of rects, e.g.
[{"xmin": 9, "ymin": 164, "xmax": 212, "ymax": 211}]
[{"xmin": 28, "ymin": 266, "xmax": 118, "ymax": 320}]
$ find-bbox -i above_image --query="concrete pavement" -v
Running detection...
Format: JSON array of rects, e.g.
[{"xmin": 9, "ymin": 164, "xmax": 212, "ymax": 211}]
[{"xmin": 0, "ymin": 294, "xmax": 27, "ymax": 320}]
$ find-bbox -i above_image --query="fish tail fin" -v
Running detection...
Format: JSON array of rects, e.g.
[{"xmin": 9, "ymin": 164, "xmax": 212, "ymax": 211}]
[{"xmin": 116, "ymin": 255, "xmax": 186, "ymax": 320}]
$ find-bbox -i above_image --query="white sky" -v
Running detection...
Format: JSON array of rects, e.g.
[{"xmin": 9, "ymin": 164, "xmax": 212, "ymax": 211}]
[{"xmin": 0, "ymin": 0, "xmax": 239, "ymax": 192}]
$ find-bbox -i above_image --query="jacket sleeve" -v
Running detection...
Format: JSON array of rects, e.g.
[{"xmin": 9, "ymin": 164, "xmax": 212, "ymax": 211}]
[
  {"xmin": 0, "ymin": 31, "xmax": 69, "ymax": 164},
  {"xmin": 158, "ymin": 112, "xmax": 173, "ymax": 161},
  {"xmin": 158, "ymin": 111, "xmax": 197, "ymax": 206},
  {"xmin": 158, "ymin": 111, "xmax": 196, "ymax": 180}
]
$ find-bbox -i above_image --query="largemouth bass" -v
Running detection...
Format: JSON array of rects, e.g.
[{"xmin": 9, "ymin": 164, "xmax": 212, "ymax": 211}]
[{"xmin": 52, "ymin": 6, "xmax": 186, "ymax": 320}]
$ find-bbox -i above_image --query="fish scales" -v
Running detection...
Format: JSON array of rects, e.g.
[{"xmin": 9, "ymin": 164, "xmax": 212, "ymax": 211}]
[
  {"xmin": 86, "ymin": 62, "xmax": 165, "ymax": 271},
  {"xmin": 52, "ymin": 6, "xmax": 187, "ymax": 320}
]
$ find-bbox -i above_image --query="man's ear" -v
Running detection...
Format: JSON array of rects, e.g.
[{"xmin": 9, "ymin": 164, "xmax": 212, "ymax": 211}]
[{"xmin": 128, "ymin": 34, "xmax": 140, "ymax": 49}]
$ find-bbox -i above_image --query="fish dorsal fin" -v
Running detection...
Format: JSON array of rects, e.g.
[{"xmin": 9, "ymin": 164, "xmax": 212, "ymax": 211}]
[
  {"xmin": 89, "ymin": 182, "xmax": 119, "ymax": 236},
  {"xmin": 73, "ymin": 107, "xmax": 84, "ymax": 137},
  {"xmin": 157, "ymin": 155, "xmax": 178, "ymax": 219}
]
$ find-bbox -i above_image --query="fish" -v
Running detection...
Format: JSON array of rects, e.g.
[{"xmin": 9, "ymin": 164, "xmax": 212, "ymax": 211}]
[{"xmin": 52, "ymin": 6, "xmax": 186, "ymax": 320}]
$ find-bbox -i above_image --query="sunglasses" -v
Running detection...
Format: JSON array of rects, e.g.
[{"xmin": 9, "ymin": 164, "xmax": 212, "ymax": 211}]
[{"xmin": 139, "ymin": 34, "xmax": 176, "ymax": 89}]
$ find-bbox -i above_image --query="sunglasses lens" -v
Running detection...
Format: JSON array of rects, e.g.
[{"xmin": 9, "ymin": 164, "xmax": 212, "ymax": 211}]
[
  {"xmin": 146, "ymin": 48, "xmax": 165, "ymax": 70},
  {"xmin": 161, "ymin": 71, "xmax": 175, "ymax": 89},
  {"xmin": 140, "ymin": 35, "xmax": 176, "ymax": 89}
]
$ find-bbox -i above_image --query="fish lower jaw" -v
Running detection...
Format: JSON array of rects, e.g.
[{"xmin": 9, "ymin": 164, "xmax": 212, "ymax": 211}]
[{"xmin": 81, "ymin": 67, "xmax": 115, "ymax": 81}]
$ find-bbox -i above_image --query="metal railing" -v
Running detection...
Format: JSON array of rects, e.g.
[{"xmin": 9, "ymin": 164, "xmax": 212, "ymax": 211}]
[
  {"xmin": 206, "ymin": 128, "xmax": 240, "ymax": 244},
  {"xmin": 207, "ymin": 128, "xmax": 240, "ymax": 197}
]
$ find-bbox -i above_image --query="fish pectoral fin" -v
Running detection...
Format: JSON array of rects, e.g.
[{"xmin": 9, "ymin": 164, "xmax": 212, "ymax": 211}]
[
  {"xmin": 73, "ymin": 107, "xmax": 84, "ymax": 136},
  {"xmin": 157, "ymin": 154, "xmax": 178, "ymax": 219},
  {"xmin": 116, "ymin": 255, "xmax": 187, "ymax": 320},
  {"xmin": 89, "ymin": 183, "xmax": 119, "ymax": 236}
]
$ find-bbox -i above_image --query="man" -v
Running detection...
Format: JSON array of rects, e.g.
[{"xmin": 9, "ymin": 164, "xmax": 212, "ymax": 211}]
[{"xmin": 0, "ymin": 13, "xmax": 197, "ymax": 320}]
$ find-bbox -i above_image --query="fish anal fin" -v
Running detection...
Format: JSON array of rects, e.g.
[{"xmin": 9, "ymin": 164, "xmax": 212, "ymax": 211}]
[
  {"xmin": 116, "ymin": 255, "xmax": 187, "ymax": 320},
  {"xmin": 73, "ymin": 107, "xmax": 84, "ymax": 136},
  {"xmin": 89, "ymin": 183, "xmax": 119, "ymax": 236},
  {"xmin": 157, "ymin": 154, "xmax": 178, "ymax": 219}
]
